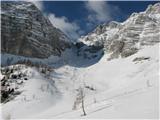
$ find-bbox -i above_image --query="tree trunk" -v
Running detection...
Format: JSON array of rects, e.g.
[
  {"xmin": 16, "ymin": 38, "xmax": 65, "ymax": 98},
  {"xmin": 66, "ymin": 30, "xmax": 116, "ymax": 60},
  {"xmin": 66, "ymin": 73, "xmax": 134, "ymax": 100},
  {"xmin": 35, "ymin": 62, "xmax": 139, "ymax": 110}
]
[
  {"xmin": 81, "ymin": 89, "xmax": 86, "ymax": 116},
  {"xmin": 82, "ymin": 97, "xmax": 86, "ymax": 116}
]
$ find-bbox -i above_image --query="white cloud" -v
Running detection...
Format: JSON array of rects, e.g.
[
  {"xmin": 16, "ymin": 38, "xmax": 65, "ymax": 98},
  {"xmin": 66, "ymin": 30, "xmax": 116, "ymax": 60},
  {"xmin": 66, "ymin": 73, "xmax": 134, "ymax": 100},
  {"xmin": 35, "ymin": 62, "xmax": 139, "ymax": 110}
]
[
  {"xmin": 27, "ymin": 0, "xmax": 81, "ymax": 40},
  {"xmin": 48, "ymin": 14, "xmax": 81, "ymax": 40},
  {"xmin": 85, "ymin": 1, "xmax": 120, "ymax": 23},
  {"xmin": 25, "ymin": 1, "xmax": 121, "ymax": 39}
]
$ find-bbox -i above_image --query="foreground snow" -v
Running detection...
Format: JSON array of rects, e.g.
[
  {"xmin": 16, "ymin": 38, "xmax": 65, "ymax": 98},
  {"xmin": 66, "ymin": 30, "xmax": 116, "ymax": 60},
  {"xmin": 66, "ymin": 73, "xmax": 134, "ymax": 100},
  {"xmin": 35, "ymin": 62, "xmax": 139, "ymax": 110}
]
[{"xmin": 1, "ymin": 44, "xmax": 159, "ymax": 119}]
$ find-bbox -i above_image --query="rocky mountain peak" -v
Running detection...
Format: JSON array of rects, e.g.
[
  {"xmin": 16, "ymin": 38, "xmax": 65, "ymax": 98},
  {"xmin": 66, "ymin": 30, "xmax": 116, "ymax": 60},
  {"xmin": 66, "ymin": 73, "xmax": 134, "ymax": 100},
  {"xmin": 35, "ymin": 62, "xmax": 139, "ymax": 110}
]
[
  {"xmin": 93, "ymin": 24, "xmax": 106, "ymax": 35},
  {"xmin": 145, "ymin": 2, "xmax": 160, "ymax": 14},
  {"xmin": 79, "ymin": 2, "xmax": 160, "ymax": 60}
]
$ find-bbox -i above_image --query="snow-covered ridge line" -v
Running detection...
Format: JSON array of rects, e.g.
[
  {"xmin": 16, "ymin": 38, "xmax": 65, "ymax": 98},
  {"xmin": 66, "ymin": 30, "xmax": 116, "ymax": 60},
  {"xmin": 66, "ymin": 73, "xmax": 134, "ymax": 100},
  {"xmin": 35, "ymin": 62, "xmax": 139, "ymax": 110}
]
[
  {"xmin": 79, "ymin": 2, "xmax": 160, "ymax": 60},
  {"xmin": 1, "ymin": 2, "xmax": 159, "ymax": 119}
]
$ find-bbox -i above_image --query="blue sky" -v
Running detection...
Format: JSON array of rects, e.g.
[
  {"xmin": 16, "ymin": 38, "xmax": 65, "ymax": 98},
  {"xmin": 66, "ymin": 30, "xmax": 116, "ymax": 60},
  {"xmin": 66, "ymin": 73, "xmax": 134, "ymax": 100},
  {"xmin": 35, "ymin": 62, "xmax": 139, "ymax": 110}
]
[{"xmin": 33, "ymin": 1, "xmax": 159, "ymax": 40}]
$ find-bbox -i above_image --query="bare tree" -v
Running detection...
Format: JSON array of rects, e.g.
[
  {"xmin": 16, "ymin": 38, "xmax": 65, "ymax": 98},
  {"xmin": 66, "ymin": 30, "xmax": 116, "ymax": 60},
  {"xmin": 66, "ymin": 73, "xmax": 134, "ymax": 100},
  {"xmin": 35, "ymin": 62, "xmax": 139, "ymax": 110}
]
[
  {"xmin": 73, "ymin": 87, "xmax": 86, "ymax": 116},
  {"xmin": 80, "ymin": 88, "xmax": 86, "ymax": 116}
]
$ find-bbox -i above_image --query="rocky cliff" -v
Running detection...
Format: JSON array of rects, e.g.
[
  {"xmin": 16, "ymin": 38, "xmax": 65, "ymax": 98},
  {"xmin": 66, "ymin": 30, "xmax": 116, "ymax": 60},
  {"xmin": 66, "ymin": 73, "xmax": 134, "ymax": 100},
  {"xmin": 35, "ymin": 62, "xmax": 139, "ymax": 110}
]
[
  {"xmin": 1, "ymin": 1, "xmax": 71, "ymax": 58},
  {"xmin": 79, "ymin": 3, "xmax": 160, "ymax": 60}
]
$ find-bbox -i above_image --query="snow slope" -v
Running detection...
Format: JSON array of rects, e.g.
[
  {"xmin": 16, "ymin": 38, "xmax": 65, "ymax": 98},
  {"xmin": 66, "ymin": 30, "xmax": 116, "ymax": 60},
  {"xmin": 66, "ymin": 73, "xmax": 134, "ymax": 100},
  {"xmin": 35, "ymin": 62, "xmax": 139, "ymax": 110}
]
[
  {"xmin": 1, "ymin": 2, "xmax": 159, "ymax": 119},
  {"xmin": 1, "ymin": 66, "xmax": 61, "ymax": 119},
  {"xmin": 44, "ymin": 43, "xmax": 159, "ymax": 119},
  {"xmin": 2, "ymin": 43, "xmax": 159, "ymax": 119}
]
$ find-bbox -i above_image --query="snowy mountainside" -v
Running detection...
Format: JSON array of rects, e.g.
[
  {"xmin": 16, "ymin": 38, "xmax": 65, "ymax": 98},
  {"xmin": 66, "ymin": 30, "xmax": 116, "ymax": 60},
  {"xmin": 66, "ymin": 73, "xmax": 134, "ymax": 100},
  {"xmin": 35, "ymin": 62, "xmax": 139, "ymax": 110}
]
[
  {"xmin": 35, "ymin": 43, "xmax": 159, "ymax": 119},
  {"xmin": 1, "ymin": 2, "xmax": 160, "ymax": 119},
  {"xmin": 1, "ymin": 43, "xmax": 159, "ymax": 119},
  {"xmin": 1, "ymin": 64, "xmax": 61, "ymax": 118},
  {"xmin": 79, "ymin": 21, "xmax": 120, "ymax": 46},
  {"xmin": 1, "ymin": 48, "xmax": 74, "ymax": 67},
  {"xmin": 79, "ymin": 3, "xmax": 160, "ymax": 60}
]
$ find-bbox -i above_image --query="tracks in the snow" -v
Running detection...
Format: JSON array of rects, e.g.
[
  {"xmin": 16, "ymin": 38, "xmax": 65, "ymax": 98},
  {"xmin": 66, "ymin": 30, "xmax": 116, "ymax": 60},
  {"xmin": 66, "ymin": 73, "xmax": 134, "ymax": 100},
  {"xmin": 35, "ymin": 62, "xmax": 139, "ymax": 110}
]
[{"xmin": 51, "ymin": 85, "xmax": 151, "ymax": 118}]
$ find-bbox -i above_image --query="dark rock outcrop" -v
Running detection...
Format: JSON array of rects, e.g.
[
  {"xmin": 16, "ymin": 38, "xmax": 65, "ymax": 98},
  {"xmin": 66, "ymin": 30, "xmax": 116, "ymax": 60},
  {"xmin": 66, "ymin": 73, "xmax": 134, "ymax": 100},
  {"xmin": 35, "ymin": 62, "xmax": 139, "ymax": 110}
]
[{"xmin": 1, "ymin": 1, "xmax": 71, "ymax": 58}]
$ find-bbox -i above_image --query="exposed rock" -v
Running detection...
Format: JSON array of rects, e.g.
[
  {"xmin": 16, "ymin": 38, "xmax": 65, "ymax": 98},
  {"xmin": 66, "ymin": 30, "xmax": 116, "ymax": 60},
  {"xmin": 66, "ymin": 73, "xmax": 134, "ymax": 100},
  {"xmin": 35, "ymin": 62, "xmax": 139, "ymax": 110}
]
[
  {"xmin": 106, "ymin": 3, "xmax": 160, "ymax": 59},
  {"xmin": 79, "ymin": 3, "xmax": 160, "ymax": 60},
  {"xmin": 76, "ymin": 43, "xmax": 104, "ymax": 59},
  {"xmin": 1, "ymin": 1, "xmax": 71, "ymax": 59},
  {"xmin": 133, "ymin": 57, "xmax": 150, "ymax": 62}
]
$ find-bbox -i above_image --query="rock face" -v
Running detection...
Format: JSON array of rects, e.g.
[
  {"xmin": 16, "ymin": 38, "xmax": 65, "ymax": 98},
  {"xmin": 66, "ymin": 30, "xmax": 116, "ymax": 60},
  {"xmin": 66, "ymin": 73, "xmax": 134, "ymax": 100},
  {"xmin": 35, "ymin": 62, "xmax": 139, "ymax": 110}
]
[
  {"xmin": 79, "ymin": 3, "xmax": 160, "ymax": 60},
  {"xmin": 1, "ymin": 1, "xmax": 71, "ymax": 58},
  {"xmin": 1, "ymin": 2, "xmax": 160, "ymax": 61},
  {"xmin": 75, "ymin": 42, "xmax": 104, "ymax": 59}
]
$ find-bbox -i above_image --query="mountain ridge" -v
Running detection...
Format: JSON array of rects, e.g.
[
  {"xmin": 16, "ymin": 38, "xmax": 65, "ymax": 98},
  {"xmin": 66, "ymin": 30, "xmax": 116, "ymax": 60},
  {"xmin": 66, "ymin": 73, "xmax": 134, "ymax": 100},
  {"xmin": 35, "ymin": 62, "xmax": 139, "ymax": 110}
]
[
  {"xmin": 0, "ymin": 2, "xmax": 159, "ymax": 119},
  {"xmin": 79, "ymin": 2, "xmax": 160, "ymax": 60}
]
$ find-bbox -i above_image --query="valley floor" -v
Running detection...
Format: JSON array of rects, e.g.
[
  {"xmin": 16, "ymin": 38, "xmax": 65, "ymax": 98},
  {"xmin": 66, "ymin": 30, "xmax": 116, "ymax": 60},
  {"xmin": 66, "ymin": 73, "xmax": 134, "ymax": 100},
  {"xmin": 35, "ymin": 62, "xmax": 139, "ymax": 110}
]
[{"xmin": 1, "ymin": 44, "xmax": 159, "ymax": 119}]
